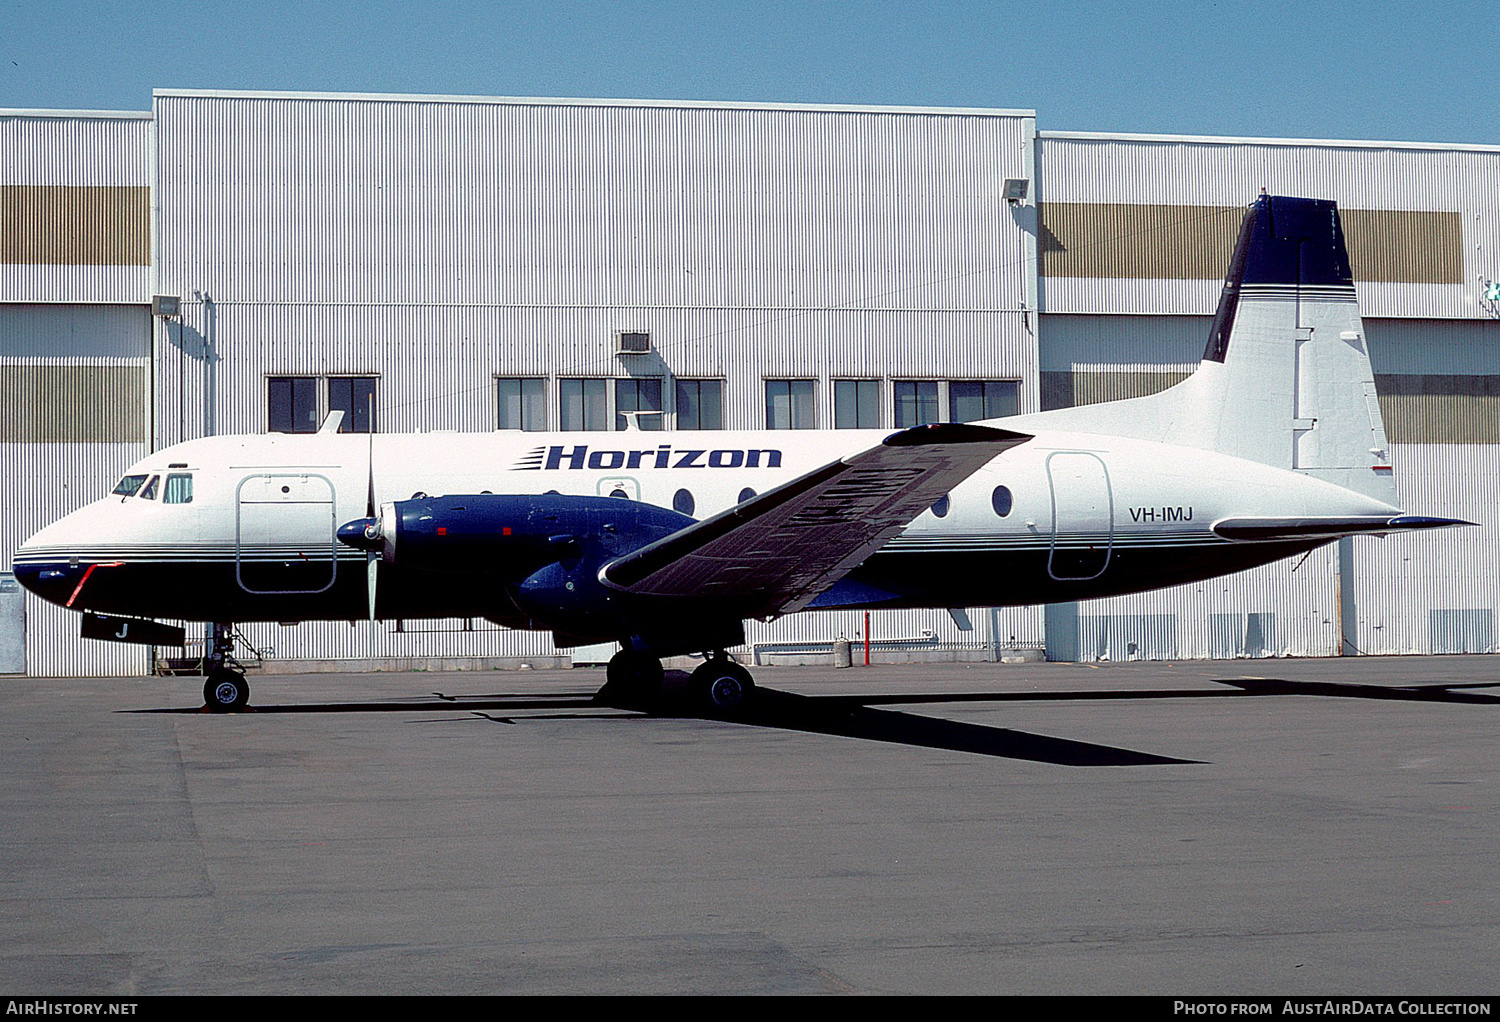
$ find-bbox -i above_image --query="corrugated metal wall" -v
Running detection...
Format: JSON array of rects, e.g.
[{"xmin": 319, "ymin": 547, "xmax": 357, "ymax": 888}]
[
  {"xmin": 0, "ymin": 112, "xmax": 152, "ymax": 304},
  {"xmin": 151, "ymin": 92, "xmax": 1040, "ymax": 666},
  {"xmin": 1, "ymin": 111, "xmax": 153, "ymax": 676},
  {"xmin": 1036, "ymin": 133, "xmax": 1500, "ymax": 319}
]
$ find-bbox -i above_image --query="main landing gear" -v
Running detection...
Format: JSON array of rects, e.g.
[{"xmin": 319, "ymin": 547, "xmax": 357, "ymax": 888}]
[
  {"xmin": 601, "ymin": 648, "xmax": 756, "ymax": 714},
  {"xmin": 202, "ymin": 623, "xmax": 250, "ymax": 713},
  {"xmin": 689, "ymin": 654, "xmax": 755, "ymax": 714}
]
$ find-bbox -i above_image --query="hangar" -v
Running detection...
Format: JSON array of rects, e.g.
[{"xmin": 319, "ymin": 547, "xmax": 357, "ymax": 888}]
[{"xmin": 2, "ymin": 90, "xmax": 1496, "ymax": 676}]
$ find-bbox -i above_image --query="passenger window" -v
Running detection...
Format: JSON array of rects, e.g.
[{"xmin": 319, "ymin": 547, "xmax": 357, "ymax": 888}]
[
  {"xmin": 111, "ymin": 474, "xmax": 148, "ymax": 497},
  {"xmin": 991, "ymin": 485, "xmax": 1013, "ymax": 518},
  {"xmin": 673, "ymin": 488, "xmax": 695, "ymax": 516},
  {"xmin": 139, "ymin": 475, "xmax": 160, "ymax": 500},
  {"xmin": 163, "ymin": 474, "xmax": 194, "ymax": 505},
  {"xmin": 930, "ymin": 494, "xmax": 950, "ymax": 518}
]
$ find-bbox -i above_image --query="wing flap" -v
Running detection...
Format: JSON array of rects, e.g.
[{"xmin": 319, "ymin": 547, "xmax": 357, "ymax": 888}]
[{"xmin": 601, "ymin": 423, "xmax": 1030, "ymax": 617}]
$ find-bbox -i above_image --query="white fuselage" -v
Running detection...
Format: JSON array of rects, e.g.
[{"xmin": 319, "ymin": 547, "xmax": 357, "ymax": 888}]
[{"xmin": 15, "ymin": 421, "xmax": 1398, "ymax": 626}]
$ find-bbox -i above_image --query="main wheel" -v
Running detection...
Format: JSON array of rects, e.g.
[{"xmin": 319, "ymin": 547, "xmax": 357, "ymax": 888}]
[
  {"xmin": 603, "ymin": 649, "xmax": 665, "ymax": 705},
  {"xmin": 203, "ymin": 669, "xmax": 249, "ymax": 713},
  {"xmin": 689, "ymin": 659, "xmax": 755, "ymax": 714}
]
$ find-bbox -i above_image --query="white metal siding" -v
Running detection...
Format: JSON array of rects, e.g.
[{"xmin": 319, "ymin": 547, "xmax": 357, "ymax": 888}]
[
  {"xmin": 156, "ymin": 94, "xmax": 1035, "ymax": 313},
  {"xmin": 0, "ymin": 112, "xmax": 152, "ymax": 304},
  {"xmin": 1036, "ymin": 134, "xmax": 1500, "ymax": 319}
]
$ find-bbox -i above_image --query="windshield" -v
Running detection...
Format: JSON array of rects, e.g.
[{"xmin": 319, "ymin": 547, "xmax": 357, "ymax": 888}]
[
  {"xmin": 112, "ymin": 474, "xmax": 148, "ymax": 497},
  {"xmin": 139, "ymin": 475, "xmax": 159, "ymax": 500}
]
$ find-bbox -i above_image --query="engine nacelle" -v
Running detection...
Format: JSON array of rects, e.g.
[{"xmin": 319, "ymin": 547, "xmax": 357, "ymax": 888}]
[{"xmin": 338, "ymin": 492, "xmax": 692, "ymax": 581}]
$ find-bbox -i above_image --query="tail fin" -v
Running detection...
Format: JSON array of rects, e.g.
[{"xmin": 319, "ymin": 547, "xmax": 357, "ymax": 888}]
[{"xmin": 1019, "ymin": 195, "xmax": 1397, "ymax": 505}]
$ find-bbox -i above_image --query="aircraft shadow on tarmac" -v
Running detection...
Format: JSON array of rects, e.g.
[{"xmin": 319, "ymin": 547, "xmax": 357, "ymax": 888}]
[{"xmin": 129, "ymin": 673, "xmax": 1499, "ymax": 768}]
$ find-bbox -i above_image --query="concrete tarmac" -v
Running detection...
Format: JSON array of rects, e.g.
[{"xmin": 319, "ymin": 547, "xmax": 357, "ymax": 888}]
[{"xmin": 1, "ymin": 656, "xmax": 1497, "ymax": 995}]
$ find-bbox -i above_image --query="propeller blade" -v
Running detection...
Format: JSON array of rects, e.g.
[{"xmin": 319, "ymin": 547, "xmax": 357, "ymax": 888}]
[{"xmin": 367, "ymin": 551, "xmax": 378, "ymax": 623}]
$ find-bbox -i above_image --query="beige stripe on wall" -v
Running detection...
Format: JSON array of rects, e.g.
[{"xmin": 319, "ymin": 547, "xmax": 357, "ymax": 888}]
[
  {"xmin": 0, "ymin": 364, "xmax": 147, "ymax": 442},
  {"xmin": 1, "ymin": 185, "xmax": 150, "ymax": 266},
  {"xmin": 1040, "ymin": 202, "xmax": 1463, "ymax": 285},
  {"xmin": 1375, "ymin": 374, "xmax": 1500, "ymax": 444}
]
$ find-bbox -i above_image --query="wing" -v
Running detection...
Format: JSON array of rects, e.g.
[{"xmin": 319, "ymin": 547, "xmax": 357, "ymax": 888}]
[{"xmin": 600, "ymin": 423, "xmax": 1031, "ymax": 618}]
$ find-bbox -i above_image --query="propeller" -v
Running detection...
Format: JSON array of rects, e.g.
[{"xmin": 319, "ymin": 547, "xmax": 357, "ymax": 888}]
[{"xmin": 333, "ymin": 396, "xmax": 382, "ymax": 659}]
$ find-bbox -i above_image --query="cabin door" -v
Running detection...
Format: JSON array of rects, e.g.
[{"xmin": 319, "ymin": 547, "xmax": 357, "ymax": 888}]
[{"xmin": 235, "ymin": 472, "xmax": 338, "ymax": 594}]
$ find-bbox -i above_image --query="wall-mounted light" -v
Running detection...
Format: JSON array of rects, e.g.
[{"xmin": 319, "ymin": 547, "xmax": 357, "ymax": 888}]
[
  {"xmin": 1003, "ymin": 179, "xmax": 1029, "ymax": 204},
  {"xmin": 152, "ymin": 294, "xmax": 180, "ymax": 318}
]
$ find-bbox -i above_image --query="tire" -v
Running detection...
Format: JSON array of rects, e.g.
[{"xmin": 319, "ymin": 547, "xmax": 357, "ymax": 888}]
[
  {"xmin": 689, "ymin": 659, "xmax": 755, "ymax": 713},
  {"xmin": 604, "ymin": 650, "xmax": 665, "ymax": 701},
  {"xmin": 203, "ymin": 670, "xmax": 249, "ymax": 712}
]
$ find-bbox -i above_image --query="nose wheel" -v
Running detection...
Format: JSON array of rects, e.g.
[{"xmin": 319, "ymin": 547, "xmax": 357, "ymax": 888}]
[
  {"xmin": 201, "ymin": 622, "xmax": 250, "ymax": 712},
  {"xmin": 689, "ymin": 656, "xmax": 755, "ymax": 714},
  {"xmin": 203, "ymin": 668, "xmax": 249, "ymax": 713}
]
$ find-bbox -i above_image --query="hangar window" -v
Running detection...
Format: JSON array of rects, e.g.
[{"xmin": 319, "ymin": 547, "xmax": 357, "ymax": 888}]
[
  {"xmin": 894, "ymin": 381, "xmax": 941, "ymax": 427},
  {"xmin": 496, "ymin": 378, "xmax": 546, "ymax": 431},
  {"xmin": 676, "ymin": 379, "xmax": 724, "ymax": 430},
  {"xmin": 615, "ymin": 378, "xmax": 663, "ymax": 431},
  {"xmin": 328, "ymin": 376, "xmax": 378, "ymax": 433},
  {"xmin": 834, "ymin": 380, "xmax": 880, "ymax": 429},
  {"xmin": 268, "ymin": 377, "xmax": 318, "ymax": 433},
  {"xmin": 559, "ymin": 378, "xmax": 610, "ymax": 431},
  {"xmin": 893, "ymin": 380, "xmax": 1021, "ymax": 427},
  {"xmin": 163, "ymin": 474, "xmax": 194, "ymax": 505},
  {"xmin": 950, "ymin": 381, "xmax": 1019, "ymax": 422},
  {"xmin": 766, "ymin": 380, "xmax": 815, "ymax": 429},
  {"xmin": 268, "ymin": 375, "xmax": 378, "ymax": 434}
]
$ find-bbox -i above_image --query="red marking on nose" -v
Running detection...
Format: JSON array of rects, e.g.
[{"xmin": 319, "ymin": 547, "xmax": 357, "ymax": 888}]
[
  {"xmin": 437, "ymin": 527, "xmax": 447, "ymax": 536},
  {"xmin": 503, "ymin": 526, "xmax": 511, "ymax": 536}
]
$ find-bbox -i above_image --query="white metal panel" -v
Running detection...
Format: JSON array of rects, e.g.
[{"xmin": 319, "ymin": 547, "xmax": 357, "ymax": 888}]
[
  {"xmin": 0, "ymin": 111, "xmax": 151, "ymax": 186},
  {"xmin": 1353, "ymin": 444, "xmax": 1500, "ymax": 655},
  {"xmin": 1365, "ymin": 318, "xmax": 1500, "ymax": 376},
  {"xmin": 153, "ymin": 301, "xmax": 1037, "ymax": 446},
  {"xmin": 155, "ymin": 94, "xmax": 1035, "ymax": 313},
  {"xmin": 1039, "ymin": 313, "xmax": 1207, "ymax": 371},
  {"xmin": 1036, "ymin": 134, "xmax": 1500, "ymax": 319},
  {"xmin": 0, "ymin": 112, "xmax": 152, "ymax": 306}
]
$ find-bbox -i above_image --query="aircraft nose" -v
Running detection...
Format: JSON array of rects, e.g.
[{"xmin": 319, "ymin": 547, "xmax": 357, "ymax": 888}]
[{"xmin": 13, "ymin": 508, "xmax": 105, "ymax": 609}]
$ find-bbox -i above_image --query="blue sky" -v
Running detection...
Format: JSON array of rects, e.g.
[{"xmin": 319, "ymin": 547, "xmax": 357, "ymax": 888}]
[{"xmin": 3, "ymin": 0, "xmax": 1496, "ymax": 144}]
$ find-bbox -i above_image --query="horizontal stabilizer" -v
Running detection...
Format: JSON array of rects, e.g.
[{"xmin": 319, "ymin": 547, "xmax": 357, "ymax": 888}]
[{"xmin": 1212, "ymin": 515, "xmax": 1474, "ymax": 543}]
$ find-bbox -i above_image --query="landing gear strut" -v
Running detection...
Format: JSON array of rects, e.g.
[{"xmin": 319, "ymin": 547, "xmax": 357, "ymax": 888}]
[
  {"xmin": 202, "ymin": 623, "xmax": 250, "ymax": 713},
  {"xmin": 689, "ymin": 654, "xmax": 755, "ymax": 714}
]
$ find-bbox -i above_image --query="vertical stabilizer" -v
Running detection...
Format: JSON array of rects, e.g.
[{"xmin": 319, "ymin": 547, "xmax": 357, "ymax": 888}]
[{"xmin": 1015, "ymin": 195, "xmax": 1397, "ymax": 505}]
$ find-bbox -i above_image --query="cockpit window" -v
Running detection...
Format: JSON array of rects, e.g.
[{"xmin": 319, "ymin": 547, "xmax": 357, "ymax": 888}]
[
  {"xmin": 138, "ymin": 475, "xmax": 160, "ymax": 500},
  {"xmin": 163, "ymin": 474, "xmax": 193, "ymax": 505},
  {"xmin": 112, "ymin": 474, "xmax": 148, "ymax": 497}
]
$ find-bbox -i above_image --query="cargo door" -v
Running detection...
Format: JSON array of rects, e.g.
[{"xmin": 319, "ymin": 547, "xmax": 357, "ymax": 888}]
[{"xmin": 235, "ymin": 473, "xmax": 338, "ymax": 594}]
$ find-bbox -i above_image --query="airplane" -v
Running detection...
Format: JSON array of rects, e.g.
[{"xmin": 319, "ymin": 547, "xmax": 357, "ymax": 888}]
[{"xmin": 13, "ymin": 195, "xmax": 1471, "ymax": 713}]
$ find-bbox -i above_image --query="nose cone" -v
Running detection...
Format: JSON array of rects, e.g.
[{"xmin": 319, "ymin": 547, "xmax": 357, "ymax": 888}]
[
  {"xmin": 337, "ymin": 517, "xmax": 382, "ymax": 552},
  {"xmin": 13, "ymin": 502, "xmax": 113, "ymax": 609}
]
